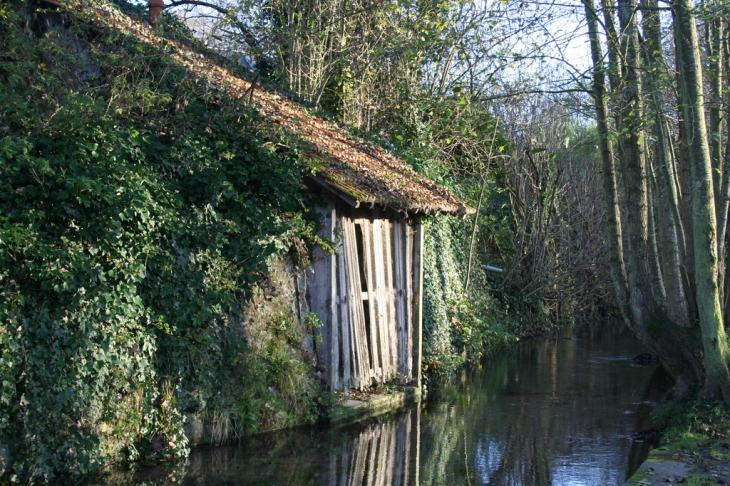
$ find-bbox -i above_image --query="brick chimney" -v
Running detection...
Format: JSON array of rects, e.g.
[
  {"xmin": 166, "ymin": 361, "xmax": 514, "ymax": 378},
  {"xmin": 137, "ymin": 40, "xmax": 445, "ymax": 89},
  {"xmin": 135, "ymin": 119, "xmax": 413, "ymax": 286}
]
[{"xmin": 148, "ymin": 0, "xmax": 164, "ymax": 26}]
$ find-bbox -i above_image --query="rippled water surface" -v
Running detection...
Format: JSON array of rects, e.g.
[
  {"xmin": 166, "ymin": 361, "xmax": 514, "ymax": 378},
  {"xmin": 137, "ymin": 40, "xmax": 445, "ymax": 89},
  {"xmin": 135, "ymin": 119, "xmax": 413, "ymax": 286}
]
[{"xmin": 131, "ymin": 322, "xmax": 670, "ymax": 485}]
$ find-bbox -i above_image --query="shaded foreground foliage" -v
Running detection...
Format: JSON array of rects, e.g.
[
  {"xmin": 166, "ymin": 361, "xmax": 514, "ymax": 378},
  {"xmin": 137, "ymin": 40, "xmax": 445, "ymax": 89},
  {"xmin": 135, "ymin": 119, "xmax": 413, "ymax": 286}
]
[
  {"xmin": 649, "ymin": 400, "xmax": 730, "ymax": 484},
  {"xmin": 0, "ymin": 2, "xmax": 322, "ymax": 480}
]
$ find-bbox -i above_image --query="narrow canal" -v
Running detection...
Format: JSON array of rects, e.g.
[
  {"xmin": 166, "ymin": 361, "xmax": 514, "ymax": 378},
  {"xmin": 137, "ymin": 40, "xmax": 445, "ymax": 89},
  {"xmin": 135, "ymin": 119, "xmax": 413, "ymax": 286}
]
[{"xmin": 133, "ymin": 322, "xmax": 671, "ymax": 485}]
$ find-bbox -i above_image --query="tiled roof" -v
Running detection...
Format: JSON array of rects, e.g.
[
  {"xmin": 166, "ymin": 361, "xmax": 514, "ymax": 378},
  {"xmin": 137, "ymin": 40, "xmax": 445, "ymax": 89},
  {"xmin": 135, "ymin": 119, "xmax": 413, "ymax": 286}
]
[{"xmin": 45, "ymin": 0, "xmax": 474, "ymax": 216}]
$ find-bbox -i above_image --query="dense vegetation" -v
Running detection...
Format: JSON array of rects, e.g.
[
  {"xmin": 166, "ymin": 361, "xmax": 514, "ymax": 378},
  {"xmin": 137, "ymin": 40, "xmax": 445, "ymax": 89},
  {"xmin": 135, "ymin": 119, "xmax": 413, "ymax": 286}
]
[{"xmin": 0, "ymin": 2, "xmax": 326, "ymax": 480}]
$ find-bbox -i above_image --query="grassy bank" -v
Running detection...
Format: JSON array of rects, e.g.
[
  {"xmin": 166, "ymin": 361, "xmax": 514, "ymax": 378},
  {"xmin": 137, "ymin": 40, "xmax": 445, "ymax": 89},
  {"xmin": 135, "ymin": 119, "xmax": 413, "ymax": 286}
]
[
  {"xmin": 655, "ymin": 400, "xmax": 730, "ymax": 483},
  {"xmin": 626, "ymin": 399, "xmax": 730, "ymax": 485}
]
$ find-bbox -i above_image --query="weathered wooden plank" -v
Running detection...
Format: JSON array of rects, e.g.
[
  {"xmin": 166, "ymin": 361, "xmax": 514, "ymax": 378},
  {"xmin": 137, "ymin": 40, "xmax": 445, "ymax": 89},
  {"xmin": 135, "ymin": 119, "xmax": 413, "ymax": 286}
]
[
  {"xmin": 359, "ymin": 217, "xmax": 381, "ymax": 382},
  {"xmin": 328, "ymin": 205, "xmax": 338, "ymax": 391},
  {"xmin": 336, "ymin": 259, "xmax": 347, "ymax": 390},
  {"xmin": 405, "ymin": 218, "xmax": 415, "ymax": 379},
  {"xmin": 337, "ymin": 211, "xmax": 350, "ymax": 390},
  {"xmin": 354, "ymin": 219, "xmax": 371, "ymax": 387},
  {"xmin": 370, "ymin": 216, "xmax": 385, "ymax": 382},
  {"xmin": 381, "ymin": 217, "xmax": 398, "ymax": 378},
  {"xmin": 393, "ymin": 218, "xmax": 407, "ymax": 376},
  {"xmin": 372, "ymin": 217, "xmax": 391, "ymax": 381},
  {"xmin": 412, "ymin": 218, "xmax": 424, "ymax": 387},
  {"xmin": 391, "ymin": 219, "xmax": 404, "ymax": 373},
  {"xmin": 343, "ymin": 214, "xmax": 371, "ymax": 388},
  {"xmin": 341, "ymin": 215, "xmax": 358, "ymax": 388},
  {"xmin": 368, "ymin": 217, "xmax": 384, "ymax": 382}
]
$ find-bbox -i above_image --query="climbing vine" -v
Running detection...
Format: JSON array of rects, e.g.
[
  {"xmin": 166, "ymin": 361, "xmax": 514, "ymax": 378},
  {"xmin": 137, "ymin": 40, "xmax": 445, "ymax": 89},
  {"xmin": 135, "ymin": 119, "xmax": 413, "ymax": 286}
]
[
  {"xmin": 421, "ymin": 213, "xmax": 515, "ymax": 375},
  {"xmin": 0, "ymin": 2, "xmax": 320, "ymax": 481}
]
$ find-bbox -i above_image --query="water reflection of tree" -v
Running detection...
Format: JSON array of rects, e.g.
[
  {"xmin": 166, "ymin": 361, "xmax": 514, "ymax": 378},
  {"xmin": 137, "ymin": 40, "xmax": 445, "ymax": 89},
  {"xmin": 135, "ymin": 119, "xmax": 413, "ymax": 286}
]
[
  {"xmin": 418, "ymin": 324, "xmax": 661, "ymax": 485},
  {"xmin": 418, "ymin": 349, "xmax": 555, "ymax": 485},
  {"xmin": 625, "ymin": 366, "xmax": 673, "ymax": 479}
]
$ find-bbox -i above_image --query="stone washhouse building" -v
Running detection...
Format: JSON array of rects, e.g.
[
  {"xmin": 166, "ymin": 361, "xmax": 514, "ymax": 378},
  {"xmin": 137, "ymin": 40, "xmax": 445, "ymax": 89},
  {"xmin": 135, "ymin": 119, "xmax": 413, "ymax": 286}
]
[{"xmin": 39, "ymin": 0, "xmax": 474, "ymax": 394}]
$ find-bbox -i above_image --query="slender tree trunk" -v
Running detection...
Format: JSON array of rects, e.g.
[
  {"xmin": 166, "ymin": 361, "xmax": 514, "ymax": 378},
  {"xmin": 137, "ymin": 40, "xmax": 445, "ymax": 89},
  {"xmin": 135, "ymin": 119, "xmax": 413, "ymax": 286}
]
[
  {"xmin": 641, "ymin": 0, "xmax": 690, "ymax": 327},
  {"xmin": 647, "ymin": 169, "xmax": 668, "ymax": 303},
  {"xmin": 708, "ymin": 10, "xmax": 724, "ymax": 202},
  {"xmin": 719, "ymin": 25, "xmax": 730, "ymax": 315},
  {"xmin": 583, "ymin": 0, "xmax": 630, "ymax": 322},
  {"xmin": 601, "ymin": 0, "xmax": 623, "ymax": 93},
  {"xmin": 616, "ymin": 0, "xmax": 659, "ymax": 318},
  {"xmin": 465, "ymin": 172, "xmax": 488, "ymax": 292},
  {"xmin": 465, "ymin": 124, "xmax": 499, "ymax": 291},
  {"xmin": 675, "ymin": 33, "xmax": 700, "ymax": 323},
  {"xmin": 674, "ymin": 0, "xmax": 730, "ymax": 403}
]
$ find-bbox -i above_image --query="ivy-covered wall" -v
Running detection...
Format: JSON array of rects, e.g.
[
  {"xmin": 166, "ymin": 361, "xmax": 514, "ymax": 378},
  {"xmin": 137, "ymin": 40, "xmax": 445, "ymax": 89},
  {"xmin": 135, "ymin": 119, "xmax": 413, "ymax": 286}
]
[
  {"xmin": 421, "ymin": 213, "xmax": 518, "ymax": 375},
  {"xmin": 0, "ymin": 3, "xmax": 323, "ymax": 481},
  {"xmin": 422, "ymin": 218, "xmax": 464, "ymax": 370}
]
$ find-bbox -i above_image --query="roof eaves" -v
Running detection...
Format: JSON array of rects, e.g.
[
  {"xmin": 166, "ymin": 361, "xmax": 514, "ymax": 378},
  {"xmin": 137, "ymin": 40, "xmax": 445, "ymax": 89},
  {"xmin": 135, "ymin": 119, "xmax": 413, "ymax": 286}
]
[{"xmin": 309, "ymin": 176, "xmax": 363, "ymax": 209}]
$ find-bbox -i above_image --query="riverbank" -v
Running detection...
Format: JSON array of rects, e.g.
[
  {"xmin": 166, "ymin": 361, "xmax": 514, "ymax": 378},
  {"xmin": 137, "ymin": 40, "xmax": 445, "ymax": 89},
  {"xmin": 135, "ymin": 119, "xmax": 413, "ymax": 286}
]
[
  {"xmin": 329, "ymin": 386, "xmax": 422, "ymax": 424},
  {"xmin": 625, "ymin": 399, "xmax": 730, "ymax": 486},
  {"xmin": 624, "ymin": 447, "xmax": 730, "ymax": 485}
]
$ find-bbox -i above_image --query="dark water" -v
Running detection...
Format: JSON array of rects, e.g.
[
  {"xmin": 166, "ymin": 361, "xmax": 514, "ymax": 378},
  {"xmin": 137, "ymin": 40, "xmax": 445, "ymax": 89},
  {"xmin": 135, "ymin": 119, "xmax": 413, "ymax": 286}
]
[{"xmin": 131, "ymin": 322, "xmax": 671, "ymax": 486}]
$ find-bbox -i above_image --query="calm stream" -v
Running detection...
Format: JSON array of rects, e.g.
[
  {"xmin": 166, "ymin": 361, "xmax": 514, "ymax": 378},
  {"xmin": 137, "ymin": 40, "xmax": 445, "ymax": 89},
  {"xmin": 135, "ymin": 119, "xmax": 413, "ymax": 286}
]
[{"xmin": 133, "ymin": 322, "xmax": 670, "ymax": 485}]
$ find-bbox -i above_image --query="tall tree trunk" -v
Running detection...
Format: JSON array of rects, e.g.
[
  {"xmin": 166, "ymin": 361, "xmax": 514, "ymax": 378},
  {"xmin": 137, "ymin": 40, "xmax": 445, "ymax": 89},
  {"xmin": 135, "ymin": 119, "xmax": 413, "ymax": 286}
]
[
  {"xmin": 708, "ymin": 10, "xmax": 724, "ymax": 202},
  {"xmin": 674, "ymin": 0, "xmax": 730, "ymax": 403},
  {"xmin": 641, "ymin": 0, "xmax": 690, "ymax": 327},
  {"xmin": 583, "ymin": 0, "xmax": 630, "ymax": 323},
  {"xmin": 675, "ymin": 33, "xmax": 700, "ymax": 324},
  {"xmin": 705, "ymin": 8, "xmax": 726, "ymax": 301},
  {"xmin": 601, "ymin": 0, "xmax": 623, "ymax": 93},
  {"xmin": 719, "ymin": 25, "xmax": 730, "ymax": 316},
  {"xmin": 465, "ymin": 172, "xmax": 488, "ymax": 292},
  {"xmin": 647, "ymin": 170, "xmax": 668, "ymax": 303},
  {"xmin": 616, "ymin": 0, "xmax": 658, "ymax": 318}
]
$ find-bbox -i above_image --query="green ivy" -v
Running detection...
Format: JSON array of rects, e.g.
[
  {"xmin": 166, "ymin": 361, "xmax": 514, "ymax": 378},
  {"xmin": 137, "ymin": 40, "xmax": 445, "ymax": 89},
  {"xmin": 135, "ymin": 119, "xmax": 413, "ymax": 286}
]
[
  {"xmin": 422, "ymin": 216, "xmax": 482, "ymax": 372},
  {"xmin": 0, "ymin": 3, "xmax": 319, "ymax": 481},
  {"xmin": 421, "ymin": 202, "xmax": 518, "ymax": 375}
]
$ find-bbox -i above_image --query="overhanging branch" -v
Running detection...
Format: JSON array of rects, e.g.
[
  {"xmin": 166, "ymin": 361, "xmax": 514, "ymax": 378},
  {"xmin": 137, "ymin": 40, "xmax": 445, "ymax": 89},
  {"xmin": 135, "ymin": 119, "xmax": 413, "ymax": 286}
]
[{"xmin": 164, "ymin": 0, "xmax": 261, "ymax": 57}]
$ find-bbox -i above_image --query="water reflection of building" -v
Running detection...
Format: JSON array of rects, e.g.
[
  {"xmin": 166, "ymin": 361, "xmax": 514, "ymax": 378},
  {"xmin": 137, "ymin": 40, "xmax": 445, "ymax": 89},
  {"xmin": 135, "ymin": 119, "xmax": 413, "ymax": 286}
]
[{"xmin": 324, "ymin": 409, "xmax": 420, "ymax": 486}]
